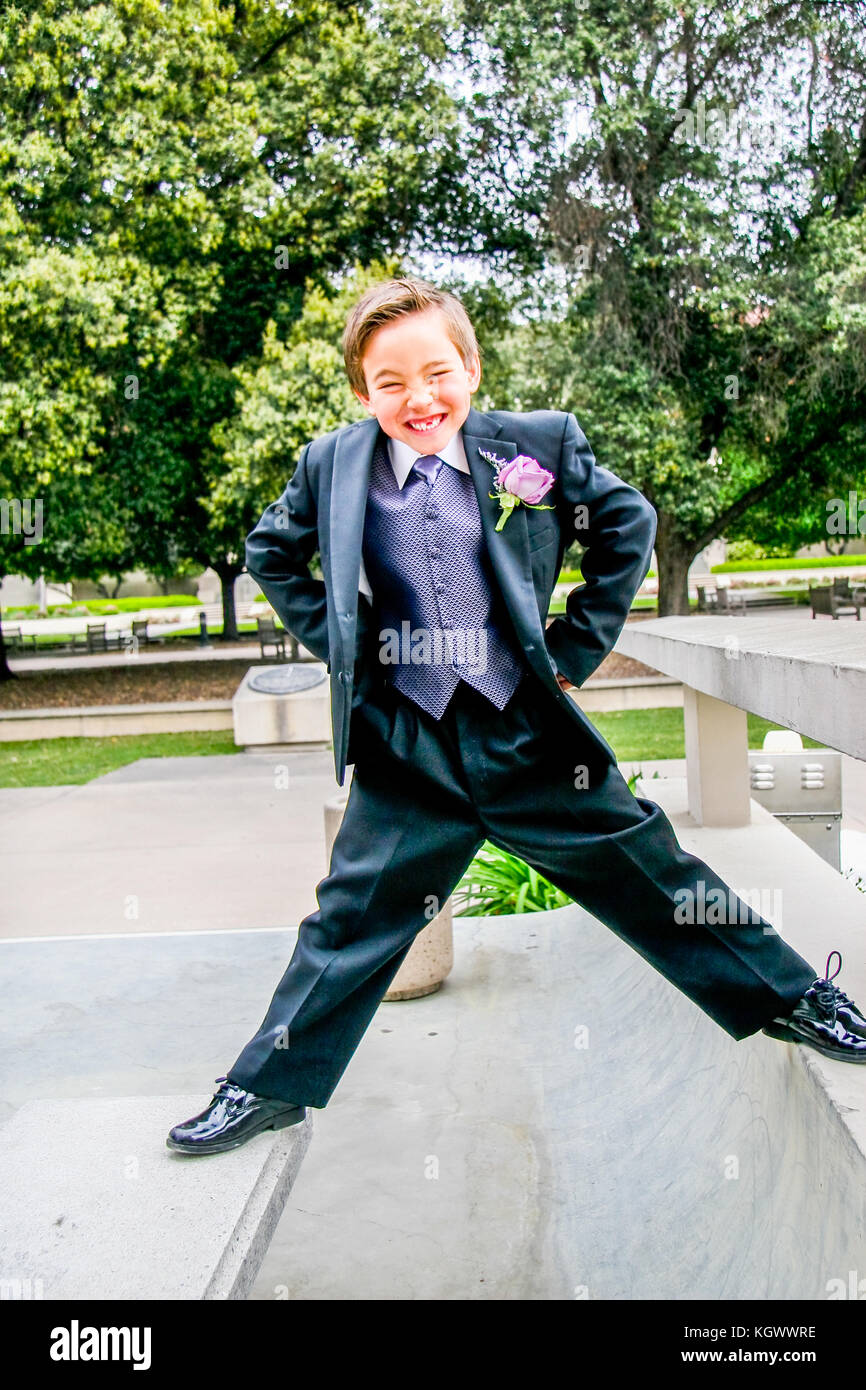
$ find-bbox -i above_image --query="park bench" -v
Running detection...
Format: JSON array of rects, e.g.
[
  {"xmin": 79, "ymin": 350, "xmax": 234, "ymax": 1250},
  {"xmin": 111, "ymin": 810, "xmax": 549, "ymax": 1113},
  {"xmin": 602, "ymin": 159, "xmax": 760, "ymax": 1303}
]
[
  {"xmin": 810, "ymin": 584, "xmax": 861, "ymax": 619},
  {"xmin": 831, "ymin": 576, "xmax": 866, "ymax": 609},
  {"xmin": 696, "ymin": 584, "xmax": 750, "ymax": 613},
  {"xmin": 86, "ymin": 621, "xmax": 123, "ymax": 652},
  {"xmin": 696, "ymin": 583, "xmax": 798, "ymax": 613},
  {"xmin": 1, "ymin": 624, "xmax": 36, "ymax": 652},
  {"xmin": 695, "ymin": 585, "xmax": 716, "ymax": 612},
  {"xmin": 713, "ymin": 585, "xmax": 748, "ymax": 614},
  {"xmin": 257, "ymin": 616, "xmax": 298, "ymax": 661}
]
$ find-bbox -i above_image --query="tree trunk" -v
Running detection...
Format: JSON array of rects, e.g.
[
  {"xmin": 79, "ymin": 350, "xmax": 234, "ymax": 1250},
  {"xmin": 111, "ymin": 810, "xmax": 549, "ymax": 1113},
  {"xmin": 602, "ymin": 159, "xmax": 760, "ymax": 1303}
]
[
  {"xmin": 655, "ymin": 517, "xmax": 696, "ymax": 616},
  {"xmin": 97, "ymin": 574, "xmax": 124, "ymax": 600},
  {"xmin": 214, "ymin": 560, "xmax": 243, "ymax": 642}
]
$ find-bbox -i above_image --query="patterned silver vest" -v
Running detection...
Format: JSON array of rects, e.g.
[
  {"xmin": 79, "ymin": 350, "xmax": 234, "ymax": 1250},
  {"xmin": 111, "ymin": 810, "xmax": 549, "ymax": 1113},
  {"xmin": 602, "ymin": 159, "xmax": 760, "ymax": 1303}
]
[{"xmin": 361, "ymin": 429, "xmax": 526, "ymax": 719}]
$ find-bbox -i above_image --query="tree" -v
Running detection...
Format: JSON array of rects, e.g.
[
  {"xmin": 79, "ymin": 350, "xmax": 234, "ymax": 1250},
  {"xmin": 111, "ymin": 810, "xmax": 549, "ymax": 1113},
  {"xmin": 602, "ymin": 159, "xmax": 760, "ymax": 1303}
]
[
  {"xmin": 0, "ymin": 0, "xmax": 468, "ymax": 664},
  {"xmin": 453, "ymin": 0, "xmax": 866, "ymax": 611}
]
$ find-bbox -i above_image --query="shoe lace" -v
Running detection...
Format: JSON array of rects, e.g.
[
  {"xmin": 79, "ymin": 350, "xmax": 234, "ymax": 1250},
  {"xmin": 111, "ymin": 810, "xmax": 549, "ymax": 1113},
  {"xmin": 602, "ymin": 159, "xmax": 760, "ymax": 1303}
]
[
  {"xmin": 810, "ymin": 951, "xmax": 851, "ymax": 1023},
  {"xmin": 213, "ymin": 1075, "xmax": 246, "ymax": 1101}
]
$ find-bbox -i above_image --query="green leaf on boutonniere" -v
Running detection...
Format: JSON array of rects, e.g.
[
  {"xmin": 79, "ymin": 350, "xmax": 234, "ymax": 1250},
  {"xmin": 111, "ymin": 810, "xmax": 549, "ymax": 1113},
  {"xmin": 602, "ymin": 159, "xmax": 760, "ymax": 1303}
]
[
  {"xmin": 489, "ymin": 492, "xmax": 556, "ymax": 532},
  {"xmin": 490, "ymin": 491, "xmax": 518, "ymax": 531}
]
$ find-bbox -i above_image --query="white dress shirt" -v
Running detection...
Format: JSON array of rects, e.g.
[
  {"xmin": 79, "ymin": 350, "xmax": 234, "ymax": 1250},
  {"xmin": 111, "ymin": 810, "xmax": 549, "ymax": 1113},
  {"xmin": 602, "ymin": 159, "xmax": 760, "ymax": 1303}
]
[{"xmin": 357, "ymin": 426, "xmax": 470, "ymax": 600}]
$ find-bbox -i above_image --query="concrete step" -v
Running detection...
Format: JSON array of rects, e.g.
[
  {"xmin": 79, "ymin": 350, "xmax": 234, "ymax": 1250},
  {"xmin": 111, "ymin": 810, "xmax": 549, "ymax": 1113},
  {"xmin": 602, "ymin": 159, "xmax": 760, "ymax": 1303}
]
[{"xmin": 0, "ymin": 1095, "xmax": 312, "ymax": 1300}]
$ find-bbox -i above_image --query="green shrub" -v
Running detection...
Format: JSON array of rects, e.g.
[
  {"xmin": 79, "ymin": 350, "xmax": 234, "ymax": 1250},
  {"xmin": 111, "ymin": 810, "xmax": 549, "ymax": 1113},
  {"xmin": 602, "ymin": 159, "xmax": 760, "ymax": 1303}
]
[
  {"xmin": 723, "ymin": 540, "xmax": 784, "ymax": 563},
  {"xmin": 453, "ymin": 841, "xmax": 573, "ymax": 915}
]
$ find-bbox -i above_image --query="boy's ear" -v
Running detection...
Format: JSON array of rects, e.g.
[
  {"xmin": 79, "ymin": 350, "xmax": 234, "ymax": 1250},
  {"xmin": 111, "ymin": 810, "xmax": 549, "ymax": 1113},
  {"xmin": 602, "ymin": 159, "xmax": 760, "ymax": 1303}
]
[{"xmin": 353, "ymin": 387, "xmax": 375, "ymax": 414}]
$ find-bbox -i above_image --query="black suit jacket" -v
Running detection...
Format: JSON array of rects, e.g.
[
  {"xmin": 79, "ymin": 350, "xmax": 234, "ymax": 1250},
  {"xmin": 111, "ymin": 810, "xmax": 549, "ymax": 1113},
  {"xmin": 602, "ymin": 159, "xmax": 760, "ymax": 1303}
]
[{"xmin": 244, "ymin": 404, "xmax": 657, "ymax": 786}]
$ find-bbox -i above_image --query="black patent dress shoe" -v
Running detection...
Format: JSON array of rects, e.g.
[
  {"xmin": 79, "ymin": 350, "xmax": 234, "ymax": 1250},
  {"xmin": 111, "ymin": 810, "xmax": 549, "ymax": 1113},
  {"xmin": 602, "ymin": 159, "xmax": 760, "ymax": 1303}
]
[
  {"xmin": 166, "ymin": 1077, "xmax": 307, "ymax": 1155},
  {"xmin": 763, "ymin": 951, "xmax": 866, "ymax": 1063},
  {"xmin": 810, "ymin": 951, "xmax": 866, "ymax": 1037}
]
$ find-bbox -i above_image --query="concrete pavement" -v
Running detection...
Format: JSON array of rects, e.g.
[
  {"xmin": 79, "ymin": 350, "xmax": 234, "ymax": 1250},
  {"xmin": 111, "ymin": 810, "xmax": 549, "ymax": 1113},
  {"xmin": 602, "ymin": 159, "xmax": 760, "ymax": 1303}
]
[
  {"xmin": 2, "ymin": 747, "xmax": 864, "ymax": 942},
  {"xmin": 0, "ymin": 752, "xmax": 341, "ymax": 940}
]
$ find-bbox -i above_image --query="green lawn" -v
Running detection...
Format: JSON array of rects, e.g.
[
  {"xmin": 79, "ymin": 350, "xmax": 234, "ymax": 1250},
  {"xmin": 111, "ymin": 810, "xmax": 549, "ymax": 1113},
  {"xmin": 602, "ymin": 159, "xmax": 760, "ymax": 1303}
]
[
  {"xmin": 0, "ymin": 729, "xmax": 240, "ymax": 788},
  {"xmin": 2, "ymin": 596, "xmax": 201, "ymax": 617},
  {"xmin": 547, "ymin": 589, "xmax": 810, "ymax": 616},
  {"xmin": 0, "ymin": 708, "xmax": 825, "ymax": 788},
  {"xmin": 547, "ymin": 595, "xmax": 657, "ymax": 615},
  {"xmin": 714, "ymin": 555, "xmax": 866, "ymax": 572},
  {"xmin": 586, "ymin": 707, "xmax": 824, "ymax": 762}
]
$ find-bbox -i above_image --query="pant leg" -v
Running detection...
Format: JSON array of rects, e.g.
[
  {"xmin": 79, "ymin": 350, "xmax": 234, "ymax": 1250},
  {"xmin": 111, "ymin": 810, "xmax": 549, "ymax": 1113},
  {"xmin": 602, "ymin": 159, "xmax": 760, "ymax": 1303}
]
[
  {"xmin": 227, "ymin": 729, "xmax": 484, "ymax": 1108},
  {"xmin": 472, "ymin": 691, "xmax": 817, "ymax": 1041}
]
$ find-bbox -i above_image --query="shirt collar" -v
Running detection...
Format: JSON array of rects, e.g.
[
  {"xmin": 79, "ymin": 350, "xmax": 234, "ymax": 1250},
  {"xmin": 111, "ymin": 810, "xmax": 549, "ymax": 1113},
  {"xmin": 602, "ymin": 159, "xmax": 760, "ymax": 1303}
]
[{"xmin": 385, "ymin": 425, "xmax": 470, "ymax": 489}]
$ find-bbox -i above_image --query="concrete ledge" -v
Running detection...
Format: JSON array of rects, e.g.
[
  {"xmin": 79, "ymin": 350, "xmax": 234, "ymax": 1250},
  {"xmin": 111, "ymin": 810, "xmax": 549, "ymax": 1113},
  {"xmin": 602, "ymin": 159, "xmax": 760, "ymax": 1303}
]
[
  {"xmin": 617, "ymin": 614, "xmax": 866, "ymax": 758},
  {"xmin": 634, "ymin": 776, "xmax": 866, "ymax": 1167},
  {"xmin": 0, "ymin": 677, "xmax": 687, "ymax": 742},
  {"xmin": 0, "ymin": 1095, "xmax": 312, "ymax": 1300},
  {"xmin": 0, "ymin": 700, "xmax": 234, "ymax": 741},
  {"xmin": 571, "ymin": 675, "xmax": 682, "ymax": 711}
]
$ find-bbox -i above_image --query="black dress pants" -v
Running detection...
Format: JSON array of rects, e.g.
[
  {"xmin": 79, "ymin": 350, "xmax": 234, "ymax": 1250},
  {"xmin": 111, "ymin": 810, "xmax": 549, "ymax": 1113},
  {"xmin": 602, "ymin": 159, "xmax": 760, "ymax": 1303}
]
[{"xmin": 226, "ymin": 668, "xmax": 817, "ymax": 1107}]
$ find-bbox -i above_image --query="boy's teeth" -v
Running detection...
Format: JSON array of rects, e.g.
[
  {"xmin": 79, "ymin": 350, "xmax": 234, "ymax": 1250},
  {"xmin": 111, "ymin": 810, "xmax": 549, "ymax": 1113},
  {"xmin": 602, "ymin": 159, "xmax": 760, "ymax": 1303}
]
[{"xmin": 409, "ymin": 416, "xmax": 444, "ymax": 431}]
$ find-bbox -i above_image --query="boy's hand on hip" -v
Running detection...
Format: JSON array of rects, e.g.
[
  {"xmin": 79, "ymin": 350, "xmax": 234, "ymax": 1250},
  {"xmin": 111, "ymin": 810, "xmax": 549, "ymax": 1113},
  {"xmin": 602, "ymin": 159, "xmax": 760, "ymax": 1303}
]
[{"xmin": 554, "ymin": 671, "xmax": 574, "ymax": 692}]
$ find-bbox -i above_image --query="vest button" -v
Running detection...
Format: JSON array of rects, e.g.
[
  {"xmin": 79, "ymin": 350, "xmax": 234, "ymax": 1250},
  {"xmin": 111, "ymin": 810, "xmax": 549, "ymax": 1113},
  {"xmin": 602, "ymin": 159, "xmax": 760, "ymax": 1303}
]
[{"xmin": 434, "ymin": 582, "xmax": 445, "ymax": 594}]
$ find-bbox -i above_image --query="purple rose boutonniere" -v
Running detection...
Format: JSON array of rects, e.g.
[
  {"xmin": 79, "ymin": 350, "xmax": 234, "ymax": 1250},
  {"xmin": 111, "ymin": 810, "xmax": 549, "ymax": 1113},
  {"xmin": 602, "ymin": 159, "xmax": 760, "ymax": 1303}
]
[{"xmin": 479, "ymin": 450, "xmax": 556, "ymax": 531}]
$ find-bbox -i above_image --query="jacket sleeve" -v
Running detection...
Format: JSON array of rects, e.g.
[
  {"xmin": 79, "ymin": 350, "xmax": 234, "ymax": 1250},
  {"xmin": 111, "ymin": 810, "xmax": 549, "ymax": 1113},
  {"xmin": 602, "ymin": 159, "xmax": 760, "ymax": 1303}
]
[
  {"xmin": 544, "ymin": 411, "xmax": 657, "ymax": 689},
  {"xmin": 244, "ymin": 442, "xmax": 331, "ymax": 666}
]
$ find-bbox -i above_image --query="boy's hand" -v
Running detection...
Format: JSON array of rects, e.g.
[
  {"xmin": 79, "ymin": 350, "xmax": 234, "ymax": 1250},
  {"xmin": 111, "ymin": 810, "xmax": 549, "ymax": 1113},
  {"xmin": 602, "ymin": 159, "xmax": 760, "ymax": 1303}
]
[{"xmin": 554, "ymin": 670, "xmax": 574, "ymax": 692}]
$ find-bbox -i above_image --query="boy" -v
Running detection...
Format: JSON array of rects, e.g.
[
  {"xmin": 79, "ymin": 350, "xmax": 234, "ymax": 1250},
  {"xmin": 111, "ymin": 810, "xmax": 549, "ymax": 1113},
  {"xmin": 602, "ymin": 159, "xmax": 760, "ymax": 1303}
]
[{"xmin": 167, "ymin": 277, "xmax": 866, "ymax": 1155}]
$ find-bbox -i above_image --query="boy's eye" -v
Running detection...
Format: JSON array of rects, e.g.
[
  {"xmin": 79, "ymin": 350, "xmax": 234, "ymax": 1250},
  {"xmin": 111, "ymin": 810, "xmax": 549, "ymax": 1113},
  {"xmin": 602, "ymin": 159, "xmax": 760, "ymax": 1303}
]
[{"xmin": 378, "ymin": 370, "xmax": 449, "ymax": 390}]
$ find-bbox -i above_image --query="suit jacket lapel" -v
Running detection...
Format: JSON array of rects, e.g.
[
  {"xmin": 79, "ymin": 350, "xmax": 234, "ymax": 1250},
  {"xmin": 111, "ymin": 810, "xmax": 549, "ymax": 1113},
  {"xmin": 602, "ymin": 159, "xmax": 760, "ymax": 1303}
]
[
  {"xmin": 329, "ymin": 415, "xmax": 379, "ymax": 649},
  {"xmin": 462, "ymin": 405, "xmax": 559, "ymax": 693}
]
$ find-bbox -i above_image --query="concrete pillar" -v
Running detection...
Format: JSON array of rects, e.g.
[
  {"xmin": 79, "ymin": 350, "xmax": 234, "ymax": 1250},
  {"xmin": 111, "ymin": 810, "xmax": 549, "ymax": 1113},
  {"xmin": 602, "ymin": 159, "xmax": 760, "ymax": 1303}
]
[{"xmin": 682, "ymin": 685, "xmax": 751, "ymax": 826}]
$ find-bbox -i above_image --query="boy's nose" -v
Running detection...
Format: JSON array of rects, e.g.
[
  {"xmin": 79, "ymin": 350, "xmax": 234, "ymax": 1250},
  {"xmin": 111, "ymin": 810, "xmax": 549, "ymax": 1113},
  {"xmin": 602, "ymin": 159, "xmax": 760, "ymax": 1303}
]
[{"xmin": 407, "ymin": 383, "xmax": 436, "ymax": 402}]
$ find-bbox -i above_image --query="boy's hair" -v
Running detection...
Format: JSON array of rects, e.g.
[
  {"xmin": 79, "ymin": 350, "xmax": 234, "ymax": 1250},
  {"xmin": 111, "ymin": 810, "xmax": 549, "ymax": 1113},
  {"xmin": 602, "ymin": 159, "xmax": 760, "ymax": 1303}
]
[{"xmin": 342, "ymin": 276, "xmax": 480, "ymax": 397}]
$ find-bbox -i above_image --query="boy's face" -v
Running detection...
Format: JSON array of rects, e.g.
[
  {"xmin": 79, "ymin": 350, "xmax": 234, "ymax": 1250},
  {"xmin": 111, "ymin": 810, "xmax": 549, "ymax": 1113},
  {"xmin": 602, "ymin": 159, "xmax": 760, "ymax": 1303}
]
[{"xmin": 353, "ymin": 306, "xmax": 481, "ymax": 454}]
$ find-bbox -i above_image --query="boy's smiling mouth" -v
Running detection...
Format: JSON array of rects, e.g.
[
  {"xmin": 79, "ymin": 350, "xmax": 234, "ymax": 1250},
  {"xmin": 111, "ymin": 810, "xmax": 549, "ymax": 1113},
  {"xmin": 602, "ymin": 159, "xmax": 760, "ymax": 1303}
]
[{"xmin": 405, "ymin": 412, "xmax": 447, "ymax": 434}]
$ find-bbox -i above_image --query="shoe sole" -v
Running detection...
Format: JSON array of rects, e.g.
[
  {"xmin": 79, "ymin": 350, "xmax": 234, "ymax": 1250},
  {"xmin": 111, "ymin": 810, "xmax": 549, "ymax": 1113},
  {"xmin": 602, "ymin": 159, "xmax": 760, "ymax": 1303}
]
[
  {"xmin": 762, "ymin": 1022, "xmax": 866, "ymax": 1063},
  {"xmin": 166, "ymin": 1105, "xmax": 307, "ymax": 1155}
]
